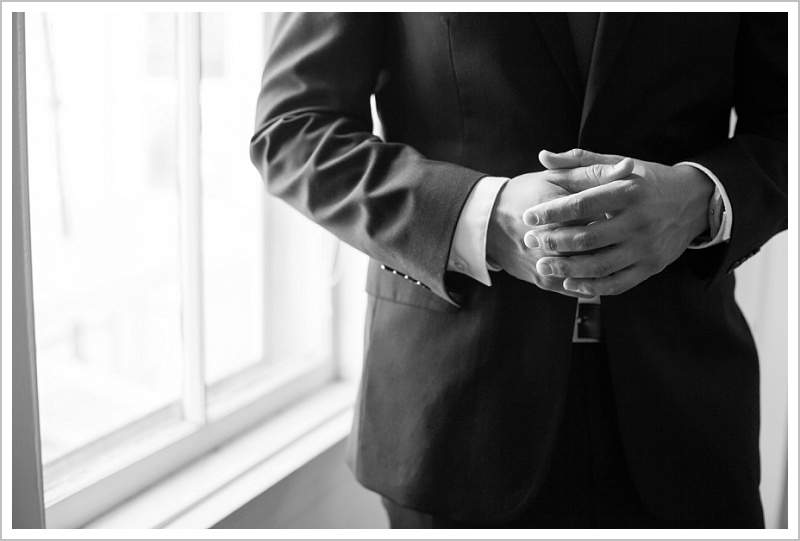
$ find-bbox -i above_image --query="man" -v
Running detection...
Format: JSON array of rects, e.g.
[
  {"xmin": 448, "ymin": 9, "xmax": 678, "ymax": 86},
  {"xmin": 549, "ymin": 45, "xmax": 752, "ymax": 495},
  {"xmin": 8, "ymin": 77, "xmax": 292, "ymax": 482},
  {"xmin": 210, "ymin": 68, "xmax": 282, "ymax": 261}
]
[{"xmin": 250, "ymin": 13, "xmax": 787, "ymax": 528}]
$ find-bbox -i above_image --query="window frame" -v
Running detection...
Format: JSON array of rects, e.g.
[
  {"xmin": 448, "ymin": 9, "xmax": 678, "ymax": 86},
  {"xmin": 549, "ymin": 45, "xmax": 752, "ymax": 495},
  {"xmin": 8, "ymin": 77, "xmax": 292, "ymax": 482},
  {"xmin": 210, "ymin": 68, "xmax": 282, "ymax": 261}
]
[
  {"xmin": 10, "ymin": 11, "xmax": 350, "ymax": 529},
  {"xmin": 11, "ymin": 11, "xmax": 47, "ymax": 529}
]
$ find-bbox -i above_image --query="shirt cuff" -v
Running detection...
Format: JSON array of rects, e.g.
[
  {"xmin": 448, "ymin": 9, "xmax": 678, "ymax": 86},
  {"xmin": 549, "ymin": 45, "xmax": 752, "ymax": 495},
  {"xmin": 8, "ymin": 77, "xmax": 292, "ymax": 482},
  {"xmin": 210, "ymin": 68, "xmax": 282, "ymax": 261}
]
[
  {"xmin": 447, "ymin": 176, "xmax": 509, "ymax": 286},
  {"xmin": 676, "ymin": 161, "xmax": 733, "ymax": 249}
]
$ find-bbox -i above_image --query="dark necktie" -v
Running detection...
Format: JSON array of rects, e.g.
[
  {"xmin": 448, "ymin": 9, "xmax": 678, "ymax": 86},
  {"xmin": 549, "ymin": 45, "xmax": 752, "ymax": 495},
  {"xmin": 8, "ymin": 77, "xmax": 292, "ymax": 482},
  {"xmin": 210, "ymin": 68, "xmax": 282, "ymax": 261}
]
[{"xmin": 567, "ymin": 12, "xmax": 600, "ymax": 88}]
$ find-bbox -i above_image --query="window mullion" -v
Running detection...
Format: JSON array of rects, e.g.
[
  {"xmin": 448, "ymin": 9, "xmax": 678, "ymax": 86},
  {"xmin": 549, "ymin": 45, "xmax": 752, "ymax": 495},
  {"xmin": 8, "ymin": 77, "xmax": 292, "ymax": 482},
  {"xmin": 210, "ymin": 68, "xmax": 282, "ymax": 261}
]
[{"xmin": 177, "ymin": 12, "xmax": 205, "ymax": 425}]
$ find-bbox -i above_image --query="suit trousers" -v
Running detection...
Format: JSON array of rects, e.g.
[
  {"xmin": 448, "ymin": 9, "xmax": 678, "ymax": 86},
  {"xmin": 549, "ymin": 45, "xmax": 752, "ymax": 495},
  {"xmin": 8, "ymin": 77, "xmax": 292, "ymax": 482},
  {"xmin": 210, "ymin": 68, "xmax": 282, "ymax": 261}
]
[{"xmin": 382, "ymin": 343, "xmax": 763, "ymax": 529}]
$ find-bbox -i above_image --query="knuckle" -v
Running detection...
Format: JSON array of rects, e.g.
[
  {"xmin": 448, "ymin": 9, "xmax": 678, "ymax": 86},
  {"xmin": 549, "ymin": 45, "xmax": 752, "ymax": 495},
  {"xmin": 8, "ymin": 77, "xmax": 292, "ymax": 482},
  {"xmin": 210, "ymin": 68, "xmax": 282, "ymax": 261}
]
[
  {"xmin": 586, "ymin": 163, "xmax": 604, "ymax": 181},
  {"xmin": 537, "ymin": 276, "xmax": 560, "ymax": 291},
  {"xmin": 575, "ymin": 231, "xmax": 596, "ymax": 251},
  {"xmin": 544, "ymin": 277, "xmax": 561, "ymax": 290},
  {"xmin": 552, "ymin": 262, "xmax": 570, "ymax": 277},
  {"xmin": 623, "ymin": 181, "xmax": 642, "ymax": 202},
  {"xmin": 543, "ymin": 235, "xmax": 558, "ymax": 251},
  {"xmin": 604, "ymin": 284, "xmax": 621, "ymax": 296},
  {"xmin": 569, "ymin": 197, "xmax": 587, "ymax": 218},
  {"xmin": 591, "ymin": 261, "xmax": 611, "ymax": 277}
]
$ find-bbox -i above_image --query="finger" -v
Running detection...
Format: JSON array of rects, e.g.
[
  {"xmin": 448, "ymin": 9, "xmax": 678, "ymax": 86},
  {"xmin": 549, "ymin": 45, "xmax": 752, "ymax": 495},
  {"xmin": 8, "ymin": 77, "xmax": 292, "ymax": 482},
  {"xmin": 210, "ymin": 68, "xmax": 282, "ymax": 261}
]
[
  {"xmin": 539, "ymin": 148, "xmax": 627, "ymax": 170},
  {"xmin": 526, "ymin": 217, "xmax": 627, "ymax": 254},
  {"xmin": 523, "ymin": 179, "xmax": 634, "ymax": 226},
  {"xmin": 535, "ymin": 246, "xmax": 635, "ymax": 279},
  {"xmin": 538, "ymin": 275, "xmax": 598, "ymax": 300},
  {"xmin": 550, "ymin": 158, "xmax": 635, "ymax": 193},
  {"xmin": 561, "ymin": 266, "xmax": 649, "ymax": 296}
]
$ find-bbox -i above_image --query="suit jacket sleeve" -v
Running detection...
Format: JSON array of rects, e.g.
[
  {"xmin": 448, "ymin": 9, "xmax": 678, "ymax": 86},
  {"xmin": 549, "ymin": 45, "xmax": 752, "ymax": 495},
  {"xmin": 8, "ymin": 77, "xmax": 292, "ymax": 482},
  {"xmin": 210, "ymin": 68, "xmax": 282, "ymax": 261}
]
[
  {"xmin": 249, "ymin": 13, "xmax": 487, "ymax": 304},
  {"xmin": 684, "ymin": 12, "xmax": 788, "ymax": 282}
]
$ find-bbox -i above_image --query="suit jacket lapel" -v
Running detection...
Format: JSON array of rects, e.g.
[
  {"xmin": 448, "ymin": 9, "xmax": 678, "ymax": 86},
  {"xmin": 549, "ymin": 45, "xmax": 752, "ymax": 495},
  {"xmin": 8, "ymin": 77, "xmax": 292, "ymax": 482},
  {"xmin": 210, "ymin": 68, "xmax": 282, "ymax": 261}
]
[
  {"xmin": 530, "ymin": 13, "xmax": 583, "ymax": 108},
  {"xmin": 579, "ymin": 13, "xmax": 635, "ymax": 137}
]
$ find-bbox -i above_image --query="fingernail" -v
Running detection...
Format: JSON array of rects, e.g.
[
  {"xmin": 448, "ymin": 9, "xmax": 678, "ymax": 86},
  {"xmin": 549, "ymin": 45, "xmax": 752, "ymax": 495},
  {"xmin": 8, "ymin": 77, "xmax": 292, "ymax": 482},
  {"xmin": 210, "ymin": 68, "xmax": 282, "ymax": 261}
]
[
  {"xmin": 564, "ymin": 282, "xmax": 580, "ymax": 292},
  {"xmin": 523, "ymin": 212, "xmax": 539, "ymax": 226},
  {"xmin": 537, "ymin": 262, "xmax": 553, "ymax": 276},
  {"xmin": 524, "ymin": 233, "xmax": 539, "ymax": 248}
]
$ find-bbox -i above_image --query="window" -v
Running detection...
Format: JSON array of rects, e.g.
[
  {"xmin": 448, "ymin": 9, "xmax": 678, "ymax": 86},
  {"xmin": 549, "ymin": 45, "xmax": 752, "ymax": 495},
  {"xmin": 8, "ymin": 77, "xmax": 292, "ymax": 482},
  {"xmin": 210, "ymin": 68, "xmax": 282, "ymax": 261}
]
[{"xmin": 17, "ymin": 11, "xmax": 356, "ymax": 528}]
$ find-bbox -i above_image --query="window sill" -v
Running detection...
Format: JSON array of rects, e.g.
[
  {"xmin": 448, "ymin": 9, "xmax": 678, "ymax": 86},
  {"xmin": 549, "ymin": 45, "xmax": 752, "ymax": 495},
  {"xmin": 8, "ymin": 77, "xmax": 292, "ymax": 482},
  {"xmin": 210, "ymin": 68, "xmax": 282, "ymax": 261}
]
[{"xmin": 84, "ymin": 381, "xmax": 358, "ymax": 529}]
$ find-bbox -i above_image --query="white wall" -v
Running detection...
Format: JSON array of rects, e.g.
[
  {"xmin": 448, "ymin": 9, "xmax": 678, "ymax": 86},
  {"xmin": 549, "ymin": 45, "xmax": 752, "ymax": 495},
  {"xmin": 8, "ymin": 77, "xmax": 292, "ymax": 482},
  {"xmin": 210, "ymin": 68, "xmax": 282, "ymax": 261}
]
[{"xmin": 734, "ymin": 231, "xmax": 789, "ymax": 529}]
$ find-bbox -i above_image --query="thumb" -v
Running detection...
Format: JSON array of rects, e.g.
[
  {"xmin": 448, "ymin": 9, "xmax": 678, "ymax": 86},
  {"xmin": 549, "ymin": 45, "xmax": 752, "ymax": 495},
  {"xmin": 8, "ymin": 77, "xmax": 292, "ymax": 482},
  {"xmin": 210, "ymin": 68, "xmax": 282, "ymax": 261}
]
[
  {"xmin": 549, "ymin": 157, "xmax": 635, "ymax": 193},
  {"xmin": 539, "ymin": 148, "xmax": 627, "ymax": 170}
]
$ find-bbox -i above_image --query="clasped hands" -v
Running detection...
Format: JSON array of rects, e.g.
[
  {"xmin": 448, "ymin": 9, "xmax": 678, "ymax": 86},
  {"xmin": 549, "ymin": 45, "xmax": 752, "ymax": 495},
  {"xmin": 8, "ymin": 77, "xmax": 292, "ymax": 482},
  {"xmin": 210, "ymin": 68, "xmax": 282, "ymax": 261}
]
[{"xmin": 486, "ymin": 149, "xmax": 714, "ymax": 298}]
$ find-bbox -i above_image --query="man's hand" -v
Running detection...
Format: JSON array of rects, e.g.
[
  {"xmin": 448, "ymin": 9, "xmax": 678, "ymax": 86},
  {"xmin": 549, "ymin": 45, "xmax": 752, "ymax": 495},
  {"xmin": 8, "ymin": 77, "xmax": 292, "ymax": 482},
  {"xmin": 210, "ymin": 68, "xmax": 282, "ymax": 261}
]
[
  {"xmin": 487, "ymin": 159, "xmax": 635, "ymax": 299},
  {"xmin": 521, "ymin": 149, "xmax": 715, "ymax": 296}
]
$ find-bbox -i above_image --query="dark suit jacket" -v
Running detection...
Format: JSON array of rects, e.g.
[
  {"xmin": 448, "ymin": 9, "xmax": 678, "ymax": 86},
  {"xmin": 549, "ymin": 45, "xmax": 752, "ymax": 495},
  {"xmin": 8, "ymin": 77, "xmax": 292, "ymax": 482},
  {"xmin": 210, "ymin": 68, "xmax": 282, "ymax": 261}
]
[{"xmin": 250, "ymin": 13, "xmax": 788, "ymax": 525}]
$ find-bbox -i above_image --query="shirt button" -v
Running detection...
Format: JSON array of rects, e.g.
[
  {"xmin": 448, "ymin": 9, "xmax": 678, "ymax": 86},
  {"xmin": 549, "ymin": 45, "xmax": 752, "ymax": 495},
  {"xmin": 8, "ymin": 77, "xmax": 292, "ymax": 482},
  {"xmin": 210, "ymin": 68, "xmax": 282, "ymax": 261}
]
[{"xmin": 454, "ymin": 259, "xmax": 466, "ymax": 271}]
